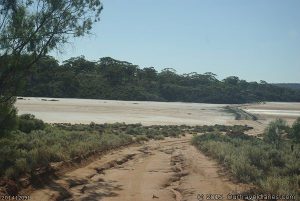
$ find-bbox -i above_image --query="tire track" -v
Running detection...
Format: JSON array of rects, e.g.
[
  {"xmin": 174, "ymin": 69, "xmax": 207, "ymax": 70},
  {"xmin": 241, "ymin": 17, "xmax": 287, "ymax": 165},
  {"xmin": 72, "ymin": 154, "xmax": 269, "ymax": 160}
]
[{"xmin": 29, "ymin": 136, "xmax": 248, "ymax": 201}]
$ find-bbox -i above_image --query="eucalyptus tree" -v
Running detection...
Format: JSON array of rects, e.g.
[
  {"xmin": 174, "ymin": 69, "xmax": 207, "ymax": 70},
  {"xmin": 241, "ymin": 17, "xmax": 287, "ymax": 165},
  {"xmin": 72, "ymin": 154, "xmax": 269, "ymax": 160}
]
[{"xmin": 0, "ymin": 0, "xmax": 103, "ymax": 135}]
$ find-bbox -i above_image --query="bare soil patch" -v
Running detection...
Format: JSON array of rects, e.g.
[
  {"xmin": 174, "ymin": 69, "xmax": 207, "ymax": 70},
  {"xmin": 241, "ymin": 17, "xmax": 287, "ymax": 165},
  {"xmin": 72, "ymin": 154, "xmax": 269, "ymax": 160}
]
[
  {"xmin": 28, "ymin": 135, "xmax": 248, "ymax": 201},
  {"xmin": 15, "ymin": 97, "xmax": 234, "ymax": 126}
]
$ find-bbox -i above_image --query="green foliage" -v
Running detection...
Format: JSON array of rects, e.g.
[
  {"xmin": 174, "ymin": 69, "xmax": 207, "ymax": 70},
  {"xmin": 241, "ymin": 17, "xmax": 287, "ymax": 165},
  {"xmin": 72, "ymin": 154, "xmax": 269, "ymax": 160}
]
[
  {"xmin": 0, "ymin": 0, "xmax": 103, "ymax": 136},
  {"xmin": 263, "ymin": 119, "xmax": 289, "ymax": 148},
  {"xmin": 0, "ymin": 0, "xmax": 102, "ymax": 57},
  {"xmin": 0, "ymin": 122, "xmax": 251, "ymax": 180},
  {"xmin": 134, "ymin": 135, "xmax": 149, "ymax": 142},
  {"xmin": 192, "ymin": 132, "xmax": 300, "ymax": 195},
  {"xmin": 259, "ymin": 176, "xmax": 298, "ymax": 195},
  {"xmin": 18, "ymin": 114, "xmax": 45, "ymax": 133},
  {"xmin": 18, "ymin": 56, "xmax": 300, "ymax": 104},
  {"xmin": 0, "ymin": 98, "xmax": 18, "ymax": 137},
  {"xmin": 290, "ymin": 117, "xmax": 300, "ymax": 142},
  {"xmin": 273, "ymin": 83, "xmax": 300, "ymax": 91},
  {"xmin": 0, "ymin": 127, "xmax": 132, "ymax": 179}
]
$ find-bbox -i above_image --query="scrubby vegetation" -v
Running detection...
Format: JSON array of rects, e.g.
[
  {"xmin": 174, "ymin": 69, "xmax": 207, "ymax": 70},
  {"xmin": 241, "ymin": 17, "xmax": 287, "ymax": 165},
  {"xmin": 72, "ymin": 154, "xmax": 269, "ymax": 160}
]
[
  {"xmin": 263, "ymin": 119, "xmax": 290, "ymax": 149},
  {"xmin": 0, "ymin": 98, "xmax": 18, "ymax": 137},
  {"xmin": 192, "ymin": 119, "xmax": 300, "ymax": 196},
  {"xmin": 290, "ymin": 117, "xmax": 300, "ymax": 142},
  {"xmin": 0, "ymin": 126, "xmax": 133, "ymax": 180},
  {"xmin": 19, "ymin": 56, "xmax": 300, "ymax": 104},
  {"xmin": 18, "ymin": 114, "xmax": 45, "ymax": 133},
  {"xmin": 0, "ymin": 117, "xmax": 251, "ymax": 184}
]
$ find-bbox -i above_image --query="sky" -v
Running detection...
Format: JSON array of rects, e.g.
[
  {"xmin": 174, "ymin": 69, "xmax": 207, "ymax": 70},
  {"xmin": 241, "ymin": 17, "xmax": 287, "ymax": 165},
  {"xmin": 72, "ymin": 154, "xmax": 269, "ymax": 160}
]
[{"xmin": 51, "ymin": 0, "xmax": 300, "ymax": 83}]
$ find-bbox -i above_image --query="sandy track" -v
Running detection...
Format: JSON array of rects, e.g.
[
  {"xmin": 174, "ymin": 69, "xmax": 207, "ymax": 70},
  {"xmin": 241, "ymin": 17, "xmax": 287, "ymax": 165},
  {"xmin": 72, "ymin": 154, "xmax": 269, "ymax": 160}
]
[
  {"xmin": 29, "ymin": 135, "xmax": 247, "ymax": 201},
  {"xmin": 19, "ymin": 98, "xmax": 299, "ymax": 200}
]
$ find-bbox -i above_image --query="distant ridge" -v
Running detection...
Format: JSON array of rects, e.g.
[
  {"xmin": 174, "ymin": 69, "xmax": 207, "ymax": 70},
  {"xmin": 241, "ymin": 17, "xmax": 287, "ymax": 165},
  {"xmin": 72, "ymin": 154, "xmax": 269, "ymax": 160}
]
[
  {"xmin": 273, "ymin": 83, "xmax": 300, "ymax": 90},
  {"xmin": 19, "ymin": 56, "xmax": 300, "ymax": 104}
]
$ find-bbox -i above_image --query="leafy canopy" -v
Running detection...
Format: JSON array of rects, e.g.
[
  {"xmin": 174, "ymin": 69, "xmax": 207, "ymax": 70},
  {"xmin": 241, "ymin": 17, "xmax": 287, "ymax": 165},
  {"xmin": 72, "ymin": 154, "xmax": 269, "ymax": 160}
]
[{"xmin": 0, "ymin": 0, "xmax": 103, "ymax": 136}]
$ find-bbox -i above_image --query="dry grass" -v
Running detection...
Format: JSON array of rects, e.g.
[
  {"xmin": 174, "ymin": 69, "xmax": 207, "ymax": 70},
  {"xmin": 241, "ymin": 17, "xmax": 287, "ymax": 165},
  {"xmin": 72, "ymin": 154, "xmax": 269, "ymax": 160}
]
[{"xmin": 192, "ymin": 127, "xmax": 300, "ymax": 196}]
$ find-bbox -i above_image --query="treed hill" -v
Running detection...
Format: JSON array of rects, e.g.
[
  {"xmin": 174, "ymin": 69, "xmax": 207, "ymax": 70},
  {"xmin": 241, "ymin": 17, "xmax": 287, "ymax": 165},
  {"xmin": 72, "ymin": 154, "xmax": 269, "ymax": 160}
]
[{"xmin": 19, "ymin": 56, "xmax": 300, "ymax": 104}]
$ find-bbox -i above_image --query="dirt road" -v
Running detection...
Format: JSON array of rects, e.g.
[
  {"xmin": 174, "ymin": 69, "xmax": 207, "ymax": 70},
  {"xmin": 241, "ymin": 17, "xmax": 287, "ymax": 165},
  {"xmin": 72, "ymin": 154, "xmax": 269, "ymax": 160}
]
[
  {"xmin": 21, "ymin": 99, "xmax": 299, "ymax": 200},
  {"xmin": 29, "ymin": 135, "xmax": 247, "ymax": 201}
]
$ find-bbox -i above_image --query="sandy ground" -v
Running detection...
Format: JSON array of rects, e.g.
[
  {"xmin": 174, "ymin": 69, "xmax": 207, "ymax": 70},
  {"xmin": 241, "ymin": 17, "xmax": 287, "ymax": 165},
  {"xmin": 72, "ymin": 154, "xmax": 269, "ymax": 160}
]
[
  {"xmin": 16, "ymin": 98, "xmax": 300, "ymax": 135},
  {"xmin": 29, "ymin": 135, "xmax": 248, "ymax": 201},
  {"xmin": 18, "ymin": 98, "xmax": 299, "ymax": 200},
  {"xmin": 240, "ymin": 102, "xmax": 300, "ymax": 125},
  {"xmin": 15, "ymin": 97, "xmax": 234, "ymax": 126}
]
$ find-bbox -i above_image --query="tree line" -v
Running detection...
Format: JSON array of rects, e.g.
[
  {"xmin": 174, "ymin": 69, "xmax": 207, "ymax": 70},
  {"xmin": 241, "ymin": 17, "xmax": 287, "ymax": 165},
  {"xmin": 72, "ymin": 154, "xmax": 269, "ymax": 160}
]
[
  {"xmin": 19, "ymin": 55, "xmax": 300, "ymax": 104},
  {"xmin": 273, "ymin": 83, "xmax": 300, "ymax": 91}
]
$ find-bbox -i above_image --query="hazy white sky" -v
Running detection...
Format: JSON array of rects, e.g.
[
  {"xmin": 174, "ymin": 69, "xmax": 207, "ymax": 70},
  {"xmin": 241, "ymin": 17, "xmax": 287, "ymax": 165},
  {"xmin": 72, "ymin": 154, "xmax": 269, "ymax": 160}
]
[{"xmin": 51, "ymin": 0, "xmax": 300, "ymax": 83}]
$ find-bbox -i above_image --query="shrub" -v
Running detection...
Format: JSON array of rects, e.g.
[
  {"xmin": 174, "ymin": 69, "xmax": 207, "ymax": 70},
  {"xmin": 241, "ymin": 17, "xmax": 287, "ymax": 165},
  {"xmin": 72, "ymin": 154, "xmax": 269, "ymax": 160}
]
[
  {"xmin": 153, "ymin": 134, "xmax": 164, "ymax": 140},
  {"xmin": 259, "ymin": 176, "xmax": 298, "ymax": 195},
  {"xmin": 0, "ymin": 127, "xmax": 134, "ymax": 179},
  {"xmin": 135, "ymin": 135, "xmax": 149, "ymax": 142},
  {"xmin": 268, "ymin": 149, "xmax": 285, "ymax": 167},
  {"xmin": 0, "ymin": 123, "xmax": 254, "ymax": 182},
  {"xmin": 246, "ymin": 147, "xmax": 269, "ymax": 170},
  {"xmin": 18, "ymin": 114, "xmax": 45, "ymax": 133},
  {"xmin": 230, "ymin": 156, "xmax": 262, "ymax": 183},
  {"xmin": 290, "ymin": 117, "xmax": 300, "ymax": 142},
  {"xmin": 263, "ymin": 119, "xmax": 289, "ymax": 149},
  {"xmin": 192, "ymin": 132, "xmax": 300, "ymax": 195},
  {"xmin": 0, "ymin": 100, "xmax": 18, "ymax": 137}
]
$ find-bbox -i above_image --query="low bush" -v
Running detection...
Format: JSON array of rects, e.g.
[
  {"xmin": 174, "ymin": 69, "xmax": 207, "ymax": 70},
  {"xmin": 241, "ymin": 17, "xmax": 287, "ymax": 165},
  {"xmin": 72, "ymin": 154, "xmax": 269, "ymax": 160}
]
[
  {"xmin": 259, "ymin": 176, "xmax": 298, "ymax": 195},
  {"xmin": 0, "ymin": 128, "xmax": 133, "ymax": 179},
  {"xmin": 0, "ymin": 122, "xmax": 254, "ymax": 183},
  {"xmin": 290, "ymin": 117, "xmax": 300, "ymax": 142},
  {"xmin": 0, "ymin": 100, "xmax": 18, "ymax": 137},
  {"xmin": 134, "ymin": 135, "xmax": 149, "ymax": 142},
  {"xmin": 18, "ymin": 114, "xmax": 45, "ymax": 133},
  {"xmin": 153, "ymin": 134, "xmax": 165, "ymax": 140},
  {"xmin": 192, "ymin": 131, "xmax": 300, "ymax": 196},
  {"xmin": 263, "ymin": 119, "xmax": 289, "ymax": 149}
]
